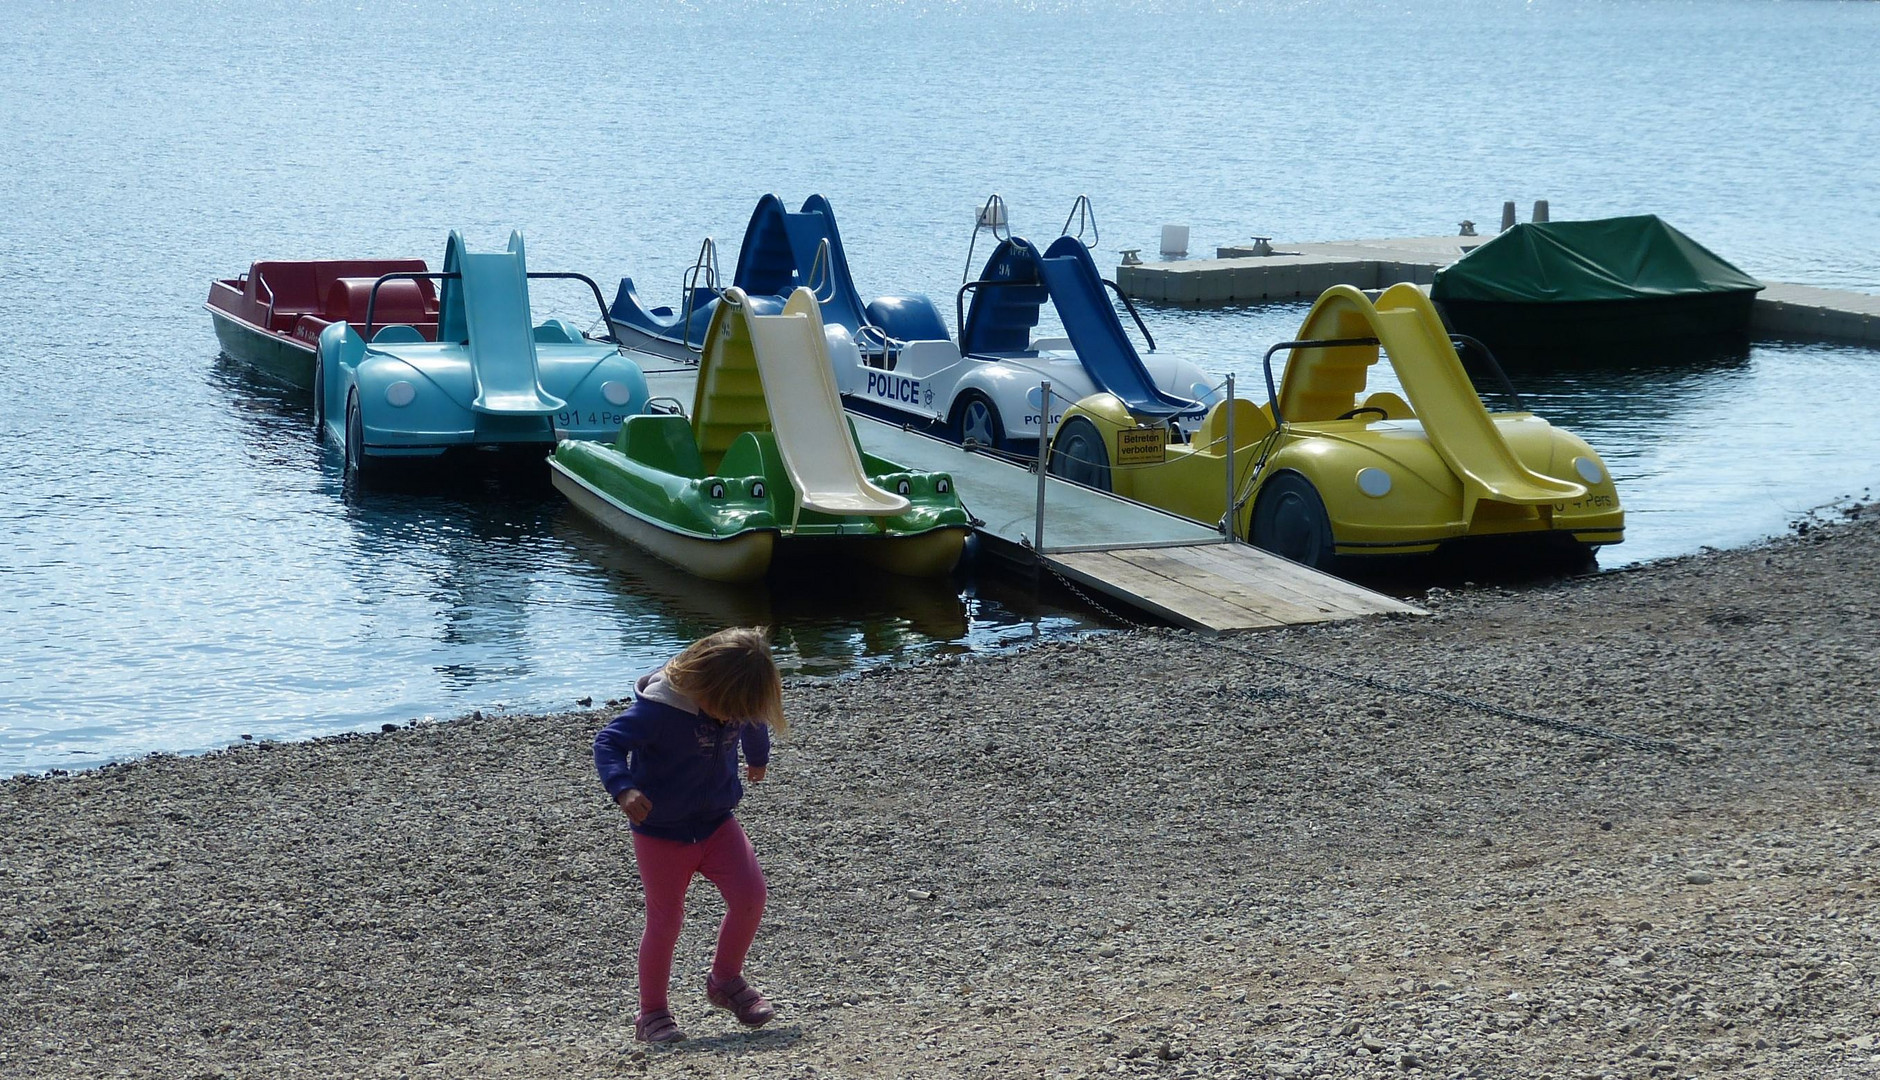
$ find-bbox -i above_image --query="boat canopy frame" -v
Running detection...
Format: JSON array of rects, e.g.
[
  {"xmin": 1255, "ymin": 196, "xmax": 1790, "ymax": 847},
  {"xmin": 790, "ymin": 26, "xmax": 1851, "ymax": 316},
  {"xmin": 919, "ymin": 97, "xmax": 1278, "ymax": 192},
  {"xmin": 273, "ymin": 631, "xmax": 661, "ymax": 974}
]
[{"xmin": 360, "ymin": 271, "xmax": 612, "ymax": 340}]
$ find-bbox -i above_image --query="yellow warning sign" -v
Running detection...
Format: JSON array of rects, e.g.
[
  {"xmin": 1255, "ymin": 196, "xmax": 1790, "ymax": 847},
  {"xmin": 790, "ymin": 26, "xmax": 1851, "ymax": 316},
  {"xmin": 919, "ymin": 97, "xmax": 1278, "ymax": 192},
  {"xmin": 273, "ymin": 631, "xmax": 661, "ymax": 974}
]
[{"xmin": 1116, "ymin": 427, "xmax": 1167, "ymax": 466}]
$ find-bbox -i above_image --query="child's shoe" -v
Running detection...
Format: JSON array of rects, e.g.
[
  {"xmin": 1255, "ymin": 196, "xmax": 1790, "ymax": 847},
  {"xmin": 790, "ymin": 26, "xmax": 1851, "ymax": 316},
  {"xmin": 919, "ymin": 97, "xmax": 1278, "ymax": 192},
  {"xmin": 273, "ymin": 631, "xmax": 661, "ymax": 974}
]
[
  {"xmin": 705, "ymin": 973, "xmax": 775, "ymax": 1027},
  {"xmin": 634, "ymin": 1008, "xmax": 686, "ymax": 1044}
]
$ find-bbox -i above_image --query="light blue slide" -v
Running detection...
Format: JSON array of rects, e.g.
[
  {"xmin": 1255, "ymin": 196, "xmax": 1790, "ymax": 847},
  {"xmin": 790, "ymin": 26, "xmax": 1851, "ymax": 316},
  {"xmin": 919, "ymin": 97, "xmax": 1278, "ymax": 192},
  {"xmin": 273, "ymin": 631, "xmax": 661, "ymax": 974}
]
[{"xmin": 439, "ymin": 232, "xmax": 565, "ymax": 414}]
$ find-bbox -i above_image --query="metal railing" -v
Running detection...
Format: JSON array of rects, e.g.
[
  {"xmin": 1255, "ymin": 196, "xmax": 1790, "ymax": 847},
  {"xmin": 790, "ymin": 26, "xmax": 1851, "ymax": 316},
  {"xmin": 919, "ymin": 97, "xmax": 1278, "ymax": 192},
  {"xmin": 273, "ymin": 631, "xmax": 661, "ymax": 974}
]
[
  {"xmin": 1028, "ymin": 373, "xmax": 1246, "ymax": 554},
  {"xmin": 361, "ymin": 270, "xmax": 611, "ymax": 340},
  {"xmin": 1060, "ymin": 194, "xmax": 1098, "ymax": 249},
  {"xmin": 677, "ymin": 237, "xmax": 721, "ymax": 354},
  {"xmin": 962, "ymin": 193, "xmax": 1012, "ymax": 283}
]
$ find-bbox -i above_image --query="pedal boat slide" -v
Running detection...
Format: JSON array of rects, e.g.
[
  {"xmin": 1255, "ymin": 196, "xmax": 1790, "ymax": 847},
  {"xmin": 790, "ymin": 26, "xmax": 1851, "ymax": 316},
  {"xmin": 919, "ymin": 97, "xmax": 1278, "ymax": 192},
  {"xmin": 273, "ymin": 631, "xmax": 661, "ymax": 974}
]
[
  {"xmin": 610, "ymin": 193, "xmax": 1214, "ymax": 454},
  {"xmin": 1045, "ymin": 283, "xmax": 1625, "ymax": 570},
  {"xmin": 551, "ymin": 286, "xmax": 972, "ymax": 583}
]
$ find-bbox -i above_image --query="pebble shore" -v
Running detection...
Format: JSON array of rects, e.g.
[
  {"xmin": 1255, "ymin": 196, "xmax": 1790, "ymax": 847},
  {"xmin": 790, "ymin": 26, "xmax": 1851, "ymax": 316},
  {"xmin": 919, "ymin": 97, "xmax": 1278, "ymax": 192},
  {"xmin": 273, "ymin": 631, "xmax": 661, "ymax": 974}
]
[{"xmin": 4, "ymin": 508, "xmax": 1878, "ymax": 1079}]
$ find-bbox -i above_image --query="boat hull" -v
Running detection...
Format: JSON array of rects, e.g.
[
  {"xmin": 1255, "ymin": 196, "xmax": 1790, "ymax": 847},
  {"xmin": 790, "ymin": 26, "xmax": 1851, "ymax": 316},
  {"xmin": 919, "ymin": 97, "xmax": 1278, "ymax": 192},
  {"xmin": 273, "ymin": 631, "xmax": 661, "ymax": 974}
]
[
  {"xmin": 208, "ymin": 307, "xmax": 316, "ymax": 387},
  {"xmin": 1438, "ymin": 291, "xmax": 1759, "ymax": 366},
  {"xmin": 552, "ymin": 459, "xmax": 776, "ymax": 583},
  {"xmin": 779, "ymin": 527, "xmax": 969, "ymax": 578},
  {"xmin": 552, "ymin": 460, "xmax": 968, "ymax": 583},
  {"xmin": 607, "ymin": 320, "xmax": 698, "ymax": 364}
]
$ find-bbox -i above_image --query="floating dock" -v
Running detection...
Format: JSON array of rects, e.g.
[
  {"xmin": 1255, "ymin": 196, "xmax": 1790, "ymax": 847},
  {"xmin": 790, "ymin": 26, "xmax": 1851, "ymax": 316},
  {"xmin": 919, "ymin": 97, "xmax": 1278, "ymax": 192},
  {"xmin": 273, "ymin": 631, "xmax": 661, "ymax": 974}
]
[
  {"xmin": 1116, "ymin": 234, "xmax": 1880, "ymax": 347},
  {"xmin": 638, "ymin": 365, "xmax": 1420, "ymax": 633}
]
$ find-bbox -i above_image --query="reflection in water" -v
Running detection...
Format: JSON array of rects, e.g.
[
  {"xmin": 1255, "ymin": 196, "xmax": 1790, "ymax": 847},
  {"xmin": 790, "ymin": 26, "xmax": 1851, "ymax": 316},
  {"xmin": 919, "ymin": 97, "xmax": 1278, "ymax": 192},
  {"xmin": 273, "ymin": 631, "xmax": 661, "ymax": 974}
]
[
  {"xmin": 556, "ymin": 510, "xmax": 1017, "ymax": 678},
  {"xmin": 207, "ymin": 355, "xmax": 320, "ymax": 467},
  {"xmin": 1472, "ymin": 341, "xmax": 1755, "ymax": 433},
  {"xmin": 342, "ymin": 477, "xmax": 560, "ymax": 694}
]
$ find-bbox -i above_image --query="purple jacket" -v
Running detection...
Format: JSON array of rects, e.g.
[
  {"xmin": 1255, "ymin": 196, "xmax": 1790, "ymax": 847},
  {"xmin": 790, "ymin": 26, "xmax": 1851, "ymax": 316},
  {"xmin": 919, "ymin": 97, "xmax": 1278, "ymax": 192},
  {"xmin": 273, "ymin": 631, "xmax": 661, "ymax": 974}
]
[{"xmin": 593, "ymin": 668, "xmax": 772, "ymax": 843}]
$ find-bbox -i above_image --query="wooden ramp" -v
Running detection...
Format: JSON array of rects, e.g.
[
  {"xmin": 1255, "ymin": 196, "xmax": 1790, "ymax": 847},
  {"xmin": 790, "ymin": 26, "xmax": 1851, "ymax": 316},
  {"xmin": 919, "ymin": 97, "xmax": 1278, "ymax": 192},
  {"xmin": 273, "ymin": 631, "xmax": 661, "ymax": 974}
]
[
  {"xmin": 1047, "ymin": 543, "xmax": 1420, "ymax": 633},
  {"xmin": 838, "ymin": 410, "xmax": 1424, "ymax": 633},
  {"xmin": 635, "ymin": 363, "xmax": 1421, "ymax": 633}
]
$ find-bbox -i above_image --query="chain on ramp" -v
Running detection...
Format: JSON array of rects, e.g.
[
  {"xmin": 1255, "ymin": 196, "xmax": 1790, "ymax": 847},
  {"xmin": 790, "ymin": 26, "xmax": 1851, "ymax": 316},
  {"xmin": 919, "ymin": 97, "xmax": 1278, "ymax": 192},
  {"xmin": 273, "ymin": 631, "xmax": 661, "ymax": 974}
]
[{"xmin": 1035, "ymin": 559, "xmax": 1684, "ymax": 755}]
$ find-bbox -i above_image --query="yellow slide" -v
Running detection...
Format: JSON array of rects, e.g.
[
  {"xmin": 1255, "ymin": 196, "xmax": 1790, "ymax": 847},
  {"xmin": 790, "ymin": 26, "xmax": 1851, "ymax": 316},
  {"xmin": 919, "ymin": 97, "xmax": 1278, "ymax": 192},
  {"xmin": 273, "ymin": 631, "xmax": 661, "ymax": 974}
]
[
  {"xmin": 740, "ymin": 288, "xmax": 910, "ymax": 519},
  {"xmin": 1297, "ymin": 284, "xmax": 1585, "ymax": 519}
]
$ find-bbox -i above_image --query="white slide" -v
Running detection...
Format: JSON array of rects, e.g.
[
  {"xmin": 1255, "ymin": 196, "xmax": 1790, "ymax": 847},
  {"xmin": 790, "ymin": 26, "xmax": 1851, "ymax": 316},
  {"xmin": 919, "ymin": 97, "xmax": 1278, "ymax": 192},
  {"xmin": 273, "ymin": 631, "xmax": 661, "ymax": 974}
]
[{"xmin": 750, "ymin": 288, "xmax": 910, "ymax": 518}]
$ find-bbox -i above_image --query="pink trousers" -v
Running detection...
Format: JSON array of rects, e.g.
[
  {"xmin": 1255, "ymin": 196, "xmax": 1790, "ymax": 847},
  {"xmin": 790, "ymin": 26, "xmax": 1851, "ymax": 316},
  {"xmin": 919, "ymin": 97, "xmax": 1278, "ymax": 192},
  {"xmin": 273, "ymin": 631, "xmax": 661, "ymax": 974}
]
[{"xmin": 631, "ymin": 816, "xmax": 767, "ymax": 1013}]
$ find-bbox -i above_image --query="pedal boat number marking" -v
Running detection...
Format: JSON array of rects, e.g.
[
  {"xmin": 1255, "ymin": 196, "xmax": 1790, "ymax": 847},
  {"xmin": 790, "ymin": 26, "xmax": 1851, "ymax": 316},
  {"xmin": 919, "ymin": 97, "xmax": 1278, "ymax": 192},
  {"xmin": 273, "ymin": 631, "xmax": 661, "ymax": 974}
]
[{"xmin": 555, "ymin": 409, "xmax": 634, "ymax": 428}]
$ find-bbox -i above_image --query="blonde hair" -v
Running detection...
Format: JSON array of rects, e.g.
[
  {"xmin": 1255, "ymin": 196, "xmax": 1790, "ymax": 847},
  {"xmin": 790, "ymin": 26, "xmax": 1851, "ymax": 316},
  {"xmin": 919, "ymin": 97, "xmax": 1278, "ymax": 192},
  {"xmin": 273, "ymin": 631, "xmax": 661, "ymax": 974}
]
[{"xmin": 664, "ymin": 627, "xmax": 787, "ymax": 733}]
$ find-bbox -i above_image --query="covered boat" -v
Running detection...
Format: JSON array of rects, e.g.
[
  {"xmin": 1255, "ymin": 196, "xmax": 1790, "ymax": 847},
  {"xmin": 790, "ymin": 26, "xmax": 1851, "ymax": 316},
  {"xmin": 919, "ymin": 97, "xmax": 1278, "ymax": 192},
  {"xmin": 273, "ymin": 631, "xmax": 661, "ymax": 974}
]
[
  {"xmin": 552, "ymin": 286, "xmax": 971, "ymax": 583},
  {"xmin": 206, "ymin": 258, "xmax": 438, "ymax": 386},
  {"xmin": 1431, "ymin": 216, "xmax": 1763, "ymax": 363}
]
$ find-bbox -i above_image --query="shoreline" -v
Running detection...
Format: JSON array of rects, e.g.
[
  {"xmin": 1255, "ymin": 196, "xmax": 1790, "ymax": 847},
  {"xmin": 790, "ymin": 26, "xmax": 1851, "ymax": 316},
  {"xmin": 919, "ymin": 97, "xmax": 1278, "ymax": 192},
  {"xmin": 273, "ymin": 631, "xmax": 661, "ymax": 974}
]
[
  {"xmin": 4, "ymin": 506, "xmax": 1878, "ymax": 1078},
  {"xmin": 8, "ymin": 496, "xmax": 1870, "ymax": 781}
]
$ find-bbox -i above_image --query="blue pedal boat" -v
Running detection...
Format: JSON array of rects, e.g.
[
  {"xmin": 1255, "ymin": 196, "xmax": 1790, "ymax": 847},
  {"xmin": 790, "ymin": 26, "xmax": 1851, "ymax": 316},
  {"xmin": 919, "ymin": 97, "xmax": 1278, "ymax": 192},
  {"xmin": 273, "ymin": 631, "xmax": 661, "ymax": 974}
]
[
  {"xmin": 316, "ymin": 231, "xmax": 652, "ymax": 482},
  {"xmin": 607, "ymin": 193, "xmax": 914, "ymax": 361}
]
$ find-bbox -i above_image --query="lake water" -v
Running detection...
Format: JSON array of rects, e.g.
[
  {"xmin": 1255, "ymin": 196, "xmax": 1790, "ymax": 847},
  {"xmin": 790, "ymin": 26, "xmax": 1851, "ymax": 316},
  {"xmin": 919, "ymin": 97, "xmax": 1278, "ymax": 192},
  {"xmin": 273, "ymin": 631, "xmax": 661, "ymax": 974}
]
[{"xmin": 3, "ymin": 0, "xmax": 1877, "ymax": 773}]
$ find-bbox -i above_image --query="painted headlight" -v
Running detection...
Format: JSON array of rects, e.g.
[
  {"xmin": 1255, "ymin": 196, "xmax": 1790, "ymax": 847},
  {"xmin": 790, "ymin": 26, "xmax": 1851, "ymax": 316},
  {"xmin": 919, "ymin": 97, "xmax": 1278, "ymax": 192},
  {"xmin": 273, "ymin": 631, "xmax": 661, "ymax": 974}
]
[
  {"xmin": 385, "ymin": 381, "xmax": 416, "ymax": 407},
  {"xmin": 1573, "ymin": 456, "xmax": 1604, "ymax": 484},
  {"xmin": 1356, "ymin": 467, "xmax": 1392, "ymax": 497},
  {"xmin": 601, "ymin": 380, "xmax": 634, "ymax": 407}
]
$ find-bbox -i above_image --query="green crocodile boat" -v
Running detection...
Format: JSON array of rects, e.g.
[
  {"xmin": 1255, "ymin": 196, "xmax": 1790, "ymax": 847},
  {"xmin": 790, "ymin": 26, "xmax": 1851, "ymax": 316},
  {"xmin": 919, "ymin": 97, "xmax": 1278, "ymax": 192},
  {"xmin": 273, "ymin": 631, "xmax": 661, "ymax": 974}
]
[{"xmin": 550, "ymin": 287, "xmax": 972, "ymax": 583}]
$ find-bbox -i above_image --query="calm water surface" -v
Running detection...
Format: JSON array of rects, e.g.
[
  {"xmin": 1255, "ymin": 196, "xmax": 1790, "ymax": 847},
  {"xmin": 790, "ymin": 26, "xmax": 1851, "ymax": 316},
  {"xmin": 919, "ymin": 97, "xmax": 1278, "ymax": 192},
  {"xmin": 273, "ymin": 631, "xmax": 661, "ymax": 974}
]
[{"xmin": 2, "ymin": 0, "xmax": 1877, "ymax": 772}]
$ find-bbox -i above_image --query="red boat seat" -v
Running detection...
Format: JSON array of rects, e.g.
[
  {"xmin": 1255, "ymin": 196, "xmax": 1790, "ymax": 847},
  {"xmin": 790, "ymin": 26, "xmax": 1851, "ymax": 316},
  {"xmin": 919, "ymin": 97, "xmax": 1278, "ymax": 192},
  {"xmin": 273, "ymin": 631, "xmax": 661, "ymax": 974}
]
[
  {"xmin": 250, "ymin": 262, "xmax": 324, "ymax": 329},
  {"xmin": 325, "ymin": 277, "xmax": 432, "ymax": 331}
]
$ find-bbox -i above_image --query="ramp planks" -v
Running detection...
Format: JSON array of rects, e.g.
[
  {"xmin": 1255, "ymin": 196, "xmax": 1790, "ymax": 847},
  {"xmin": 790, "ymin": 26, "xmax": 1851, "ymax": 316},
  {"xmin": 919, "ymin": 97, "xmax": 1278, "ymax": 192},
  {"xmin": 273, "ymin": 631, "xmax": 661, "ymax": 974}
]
[{"xmin": 1047, "ymin": 543, "xmax": 1422, "ymax": 634}]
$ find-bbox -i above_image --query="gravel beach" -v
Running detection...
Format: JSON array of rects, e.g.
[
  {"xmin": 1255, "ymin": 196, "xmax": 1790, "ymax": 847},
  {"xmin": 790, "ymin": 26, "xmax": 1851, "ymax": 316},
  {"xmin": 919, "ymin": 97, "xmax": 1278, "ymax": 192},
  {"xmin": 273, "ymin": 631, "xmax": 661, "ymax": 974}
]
[{"xmin": 4, "ymin": 509, "xmax": 1877, "ymax": 1080}]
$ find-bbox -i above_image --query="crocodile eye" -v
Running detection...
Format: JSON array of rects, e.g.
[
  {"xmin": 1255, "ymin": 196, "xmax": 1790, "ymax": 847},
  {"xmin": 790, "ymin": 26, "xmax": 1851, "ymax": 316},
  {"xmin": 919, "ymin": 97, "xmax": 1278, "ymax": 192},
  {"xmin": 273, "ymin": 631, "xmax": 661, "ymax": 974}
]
[
  {"xmin": 750, "ymin": 481, "xmax": 766, "ymax": 498},
  {"xmin": 935, "ymin": 478, "xmax": 950, "ymax": 494},
  {"xmin": 708, "ymin": 482, "xmax": 726, "ymax": 499},
  {"xmin": 896, "ymin": 479, "xmax": 912, "ymax": 496}
]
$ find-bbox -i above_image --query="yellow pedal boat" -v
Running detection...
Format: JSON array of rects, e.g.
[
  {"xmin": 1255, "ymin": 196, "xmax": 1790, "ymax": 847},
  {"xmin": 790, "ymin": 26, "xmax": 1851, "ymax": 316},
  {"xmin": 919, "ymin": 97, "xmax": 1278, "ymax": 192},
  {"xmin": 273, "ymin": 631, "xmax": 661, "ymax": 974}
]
[{"xmin": 1045, "ymin": 283, "xmax": 1624, "ymax": 570}]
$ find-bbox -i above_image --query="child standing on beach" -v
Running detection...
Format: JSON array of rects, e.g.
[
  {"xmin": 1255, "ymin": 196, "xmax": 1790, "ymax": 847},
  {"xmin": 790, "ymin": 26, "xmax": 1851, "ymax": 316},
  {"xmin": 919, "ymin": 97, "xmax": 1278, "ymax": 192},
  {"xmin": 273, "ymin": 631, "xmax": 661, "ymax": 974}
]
[{"xmin": 593, "ymin": 627, "xmax": 786, "ymax": 1044}]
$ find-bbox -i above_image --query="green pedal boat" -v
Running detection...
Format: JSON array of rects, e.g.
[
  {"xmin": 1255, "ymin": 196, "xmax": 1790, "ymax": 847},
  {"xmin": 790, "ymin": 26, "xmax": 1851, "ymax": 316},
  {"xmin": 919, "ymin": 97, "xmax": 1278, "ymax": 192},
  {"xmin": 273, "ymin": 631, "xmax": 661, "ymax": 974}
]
[{"xmin": 550, "ymin": 287, "xmax": 972, "ymax": 583}]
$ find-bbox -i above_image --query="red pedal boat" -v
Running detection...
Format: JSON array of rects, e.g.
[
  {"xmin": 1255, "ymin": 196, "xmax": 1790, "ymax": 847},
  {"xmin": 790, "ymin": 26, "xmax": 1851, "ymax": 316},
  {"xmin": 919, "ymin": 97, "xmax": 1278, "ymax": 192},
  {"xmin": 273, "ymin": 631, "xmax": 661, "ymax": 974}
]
[{"xmin": 205, "ymin": 259, "xmax": 440, "ymax": 386}]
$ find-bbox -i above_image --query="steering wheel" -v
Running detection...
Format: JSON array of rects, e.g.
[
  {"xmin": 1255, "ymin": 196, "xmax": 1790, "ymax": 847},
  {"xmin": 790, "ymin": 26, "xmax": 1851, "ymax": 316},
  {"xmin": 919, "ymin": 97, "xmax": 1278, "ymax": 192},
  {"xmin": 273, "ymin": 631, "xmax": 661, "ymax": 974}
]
[{"xmin": 1334, "ymin": 406, "xmax": 1389, "ymax": 421}]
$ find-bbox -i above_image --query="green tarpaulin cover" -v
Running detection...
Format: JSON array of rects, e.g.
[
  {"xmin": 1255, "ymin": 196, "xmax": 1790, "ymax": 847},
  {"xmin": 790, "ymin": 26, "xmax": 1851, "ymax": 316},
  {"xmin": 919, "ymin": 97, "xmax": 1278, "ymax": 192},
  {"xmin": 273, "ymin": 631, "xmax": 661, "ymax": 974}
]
[{"xmin": 1431, "ymin": 215, "xmax": 1763, "ymax": 304}]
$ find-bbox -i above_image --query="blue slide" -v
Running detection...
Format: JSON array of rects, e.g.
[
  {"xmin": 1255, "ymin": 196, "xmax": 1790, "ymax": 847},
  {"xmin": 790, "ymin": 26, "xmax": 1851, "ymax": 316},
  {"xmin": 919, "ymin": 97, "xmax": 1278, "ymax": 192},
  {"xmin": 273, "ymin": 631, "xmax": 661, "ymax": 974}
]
[
  {"xmin": 732, "ymin": 193, "xmax": 871, "ymax": 334},
  {"xmin": 438, "ymin": 231, "xmax": 564, "ymax": 415},
  {"xmin": 962, "ymin": 235, "xmax": 1198, "ymax": 419},
  {"xmin": 611, "ymin": 194, "xmax": 872, "ymax": 351}
]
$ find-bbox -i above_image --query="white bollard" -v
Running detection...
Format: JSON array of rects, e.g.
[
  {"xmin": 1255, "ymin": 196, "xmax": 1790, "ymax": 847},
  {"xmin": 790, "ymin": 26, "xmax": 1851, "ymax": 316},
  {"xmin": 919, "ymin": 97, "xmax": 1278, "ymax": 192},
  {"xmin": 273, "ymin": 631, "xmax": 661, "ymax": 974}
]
[{"xmin": 1160, "ymin": 224, "xmax": 1190, "ymax": 258}]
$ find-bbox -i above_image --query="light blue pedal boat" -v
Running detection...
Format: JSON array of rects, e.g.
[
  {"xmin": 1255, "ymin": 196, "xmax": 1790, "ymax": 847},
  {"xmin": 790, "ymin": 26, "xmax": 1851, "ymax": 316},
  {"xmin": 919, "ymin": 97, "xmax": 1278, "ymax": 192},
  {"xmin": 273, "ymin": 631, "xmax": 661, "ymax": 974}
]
[{"xmin": 316, "ymin": 231, "xmax": 652, "ymax": 482}]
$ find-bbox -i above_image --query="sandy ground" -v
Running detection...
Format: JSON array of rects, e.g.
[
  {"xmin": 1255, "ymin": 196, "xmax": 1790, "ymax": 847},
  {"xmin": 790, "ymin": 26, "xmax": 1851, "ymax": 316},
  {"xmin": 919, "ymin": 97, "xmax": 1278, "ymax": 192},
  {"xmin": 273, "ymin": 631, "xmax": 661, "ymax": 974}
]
[{"xmin": 4, "ymin": 508, "xmax": 1878, "ymax": 1079}]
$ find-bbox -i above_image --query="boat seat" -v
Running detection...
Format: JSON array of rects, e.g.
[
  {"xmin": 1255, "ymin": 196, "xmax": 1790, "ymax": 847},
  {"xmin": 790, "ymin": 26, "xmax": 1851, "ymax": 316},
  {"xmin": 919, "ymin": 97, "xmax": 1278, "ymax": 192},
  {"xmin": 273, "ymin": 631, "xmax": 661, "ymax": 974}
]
[
  {"xmin": 252, "ymin": 262, "xmax": 322, "ymax": 328},
  {"xmin": 532, "ymin": 319, "xmax": 583, "ymax": 344},
  {"xmin": 1195, "ymin": 396, "xmax": 1274, "ymax": 451},
  {"xmin": 1361, "ymin": 390, "xmax": 1415, "ymax": 420},
  {"xmin": 326, "ymin": 277, "xmax": 431, "ymax": 331},
  {"xmin": 372, "ymin": 325, "xmax": 426, "ymax": 344},
  {"xmin": 618, "ymin": 414, "xmax": 706, "ymax": 479}
]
